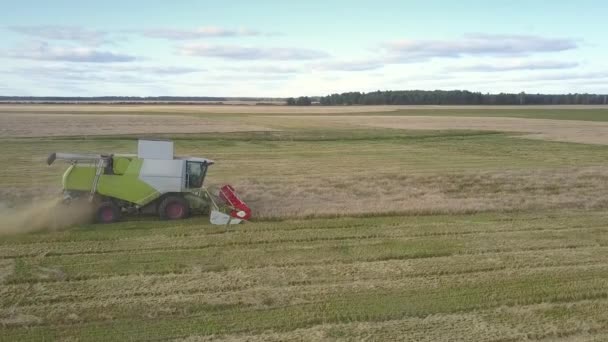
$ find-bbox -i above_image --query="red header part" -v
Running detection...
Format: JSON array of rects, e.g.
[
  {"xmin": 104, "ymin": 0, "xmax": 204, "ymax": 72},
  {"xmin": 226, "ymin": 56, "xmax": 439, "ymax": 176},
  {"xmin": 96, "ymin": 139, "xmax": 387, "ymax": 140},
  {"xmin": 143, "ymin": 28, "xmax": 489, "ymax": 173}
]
[{"xmin": 218, "ymin": 184, "xmax": 252, "ymax": 220}]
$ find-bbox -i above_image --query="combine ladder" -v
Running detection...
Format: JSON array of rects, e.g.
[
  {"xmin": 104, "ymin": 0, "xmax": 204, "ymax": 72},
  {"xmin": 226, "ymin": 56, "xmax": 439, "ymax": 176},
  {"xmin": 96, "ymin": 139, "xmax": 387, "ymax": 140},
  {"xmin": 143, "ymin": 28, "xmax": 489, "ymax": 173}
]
[{"xmin": 89, "ymin": 158, "xmax": 106, "ymax": 201}]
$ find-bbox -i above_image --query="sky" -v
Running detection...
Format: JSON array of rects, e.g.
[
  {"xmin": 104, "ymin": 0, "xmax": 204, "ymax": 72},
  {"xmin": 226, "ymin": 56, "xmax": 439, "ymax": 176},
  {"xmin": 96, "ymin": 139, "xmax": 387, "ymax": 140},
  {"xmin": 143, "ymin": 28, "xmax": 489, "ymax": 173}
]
[{"xmin": 0, "ymin": 0, "xmax": 606, "ymax": 97}]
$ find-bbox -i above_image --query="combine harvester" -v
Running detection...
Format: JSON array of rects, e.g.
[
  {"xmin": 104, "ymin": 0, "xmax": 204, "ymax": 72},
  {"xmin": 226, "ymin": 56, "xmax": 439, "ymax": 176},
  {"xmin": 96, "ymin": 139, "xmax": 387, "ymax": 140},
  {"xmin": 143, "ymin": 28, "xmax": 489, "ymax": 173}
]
[{"xmin": 47, "ymin": 139, "xmax": 251, "ymax": 225}]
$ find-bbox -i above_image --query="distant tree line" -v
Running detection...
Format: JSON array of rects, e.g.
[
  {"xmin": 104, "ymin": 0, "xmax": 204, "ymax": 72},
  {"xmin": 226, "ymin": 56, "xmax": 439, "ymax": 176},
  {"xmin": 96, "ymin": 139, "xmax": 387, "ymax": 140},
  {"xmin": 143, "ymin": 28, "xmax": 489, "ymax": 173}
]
[
  {"xmin": 313, "ymin": 90, "xmax": 608, "ymax": 106},
  {"xmin": 286, "ymin": 96, "xmax": 312, "ymax": 106},
  {"xmin": 4, "ymin": 92, "xmax": 608, "ymax": 106}
]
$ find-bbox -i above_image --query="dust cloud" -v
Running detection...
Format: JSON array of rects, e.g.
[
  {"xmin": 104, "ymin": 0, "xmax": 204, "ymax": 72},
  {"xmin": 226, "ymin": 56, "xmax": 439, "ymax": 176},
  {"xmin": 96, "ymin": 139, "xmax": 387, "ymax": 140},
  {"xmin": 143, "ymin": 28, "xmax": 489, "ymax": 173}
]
[{"xmin": 0, "ymin": 198, "xmax": 94, "ymax": 235}]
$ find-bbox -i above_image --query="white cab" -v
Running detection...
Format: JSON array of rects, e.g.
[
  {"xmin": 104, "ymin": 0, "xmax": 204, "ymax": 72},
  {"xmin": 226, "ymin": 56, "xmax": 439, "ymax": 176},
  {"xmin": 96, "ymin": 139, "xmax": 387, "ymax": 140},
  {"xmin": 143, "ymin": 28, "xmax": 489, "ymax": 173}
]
[{"xmin": 139, "ymin": 159, "xmax": 184, "ymax": 192}]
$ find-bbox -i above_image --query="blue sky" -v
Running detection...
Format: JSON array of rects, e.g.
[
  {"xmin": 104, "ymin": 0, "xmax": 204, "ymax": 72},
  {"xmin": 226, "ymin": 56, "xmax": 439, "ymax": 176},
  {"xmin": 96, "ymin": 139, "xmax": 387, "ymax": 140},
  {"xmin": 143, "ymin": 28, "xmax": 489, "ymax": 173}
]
[{"xmin": 1, "ymin": 0, "xmax": 606, "ymax": 96}]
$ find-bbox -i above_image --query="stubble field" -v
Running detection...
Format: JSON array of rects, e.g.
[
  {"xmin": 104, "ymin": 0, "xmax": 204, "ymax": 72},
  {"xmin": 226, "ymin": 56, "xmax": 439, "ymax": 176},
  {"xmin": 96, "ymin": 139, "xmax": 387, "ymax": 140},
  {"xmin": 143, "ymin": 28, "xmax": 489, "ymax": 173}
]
[{"xmin": 1, "ymin": 105, "xmax": 608, "ymax": 341}]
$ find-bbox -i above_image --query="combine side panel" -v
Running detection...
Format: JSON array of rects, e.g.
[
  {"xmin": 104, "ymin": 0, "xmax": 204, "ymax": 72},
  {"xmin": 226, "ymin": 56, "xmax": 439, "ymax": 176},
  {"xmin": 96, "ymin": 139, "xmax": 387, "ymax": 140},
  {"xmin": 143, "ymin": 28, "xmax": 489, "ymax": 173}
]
[
  {"xmin": 97, "ymin": 159, "xmax": 160, "ymax": 205},
  {"xmin": 62, "ymin": 159, "xmax": 159, "ymax": 206},
  {"xmin": 63, "ymin": 165, "xmax": 96, "ymax": 191}
]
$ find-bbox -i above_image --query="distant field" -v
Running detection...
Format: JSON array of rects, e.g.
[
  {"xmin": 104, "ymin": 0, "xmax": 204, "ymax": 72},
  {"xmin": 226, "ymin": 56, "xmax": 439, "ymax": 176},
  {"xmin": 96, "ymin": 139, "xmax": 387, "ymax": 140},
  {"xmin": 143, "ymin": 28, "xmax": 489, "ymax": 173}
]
[
  {"xmin": 270, "ymin": 115, "xmax": 608, "ymax": 145},
  {"xmin": 1, "ymin": 105, "xmax": 608, "ymax": 340},
  {"xmin": 4, "ymin": 130, "xmax": 608, "ymax": 217},
  {"xmin": 0, "ymin": 113, "xmax": 271, "ymax": 137},
  {"xmin": 2, "ymin": 104, "xmax": 608, "ymax": 117},
  {"xmin": 3, "ymin": 105, "xmax": 608, "ymax": 142}
]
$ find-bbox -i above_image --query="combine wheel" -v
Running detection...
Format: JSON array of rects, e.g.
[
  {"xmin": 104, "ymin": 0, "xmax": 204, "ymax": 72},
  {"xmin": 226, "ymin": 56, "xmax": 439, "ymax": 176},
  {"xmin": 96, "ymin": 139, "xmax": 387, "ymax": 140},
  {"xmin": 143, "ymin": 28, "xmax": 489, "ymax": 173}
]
[
  {"xmin": 96, "ymin": 202, "xmax": 121, "ymax": 223},
  {"xmin": 158, "ymin": 195, "xmax": 190, "ymax": 220}
]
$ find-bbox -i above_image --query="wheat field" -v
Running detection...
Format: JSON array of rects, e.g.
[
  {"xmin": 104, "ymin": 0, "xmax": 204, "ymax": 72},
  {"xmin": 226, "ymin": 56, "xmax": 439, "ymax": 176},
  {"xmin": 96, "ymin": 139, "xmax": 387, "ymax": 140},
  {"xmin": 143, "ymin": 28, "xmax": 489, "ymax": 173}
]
[
  {"xmin": 1, "ymin": 211, "xmax": 607, "ymax": 341},
  {"xmin": 1, "ymin": 105, "xmax": 608, "ymax": 340}
]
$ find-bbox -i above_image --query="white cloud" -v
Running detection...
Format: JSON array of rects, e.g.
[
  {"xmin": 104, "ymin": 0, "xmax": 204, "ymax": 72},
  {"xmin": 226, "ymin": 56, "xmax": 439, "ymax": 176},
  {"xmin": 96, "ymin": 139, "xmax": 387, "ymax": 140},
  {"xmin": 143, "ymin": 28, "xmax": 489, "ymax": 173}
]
[
  {"xmin": 311, "ymin": 34, "xmax": 579, "ymax": 73},
  {"xmin": 511, "ymin": 71, "xmax": 608, "ymax": 82},
  {"xmin": 8, "ymin": 26, "xmax": 109, "ymax": 45},
  {"xmin": 384, "ymin": 34, "xmax": 578, "ymax": 62},
  {"xmin": 222, "ymin": 65, "xmax": 301, "ymax": 73},
  {"xmin": 9, "ymin": 42, "xmax": 136, "ymax": 63},
  {"xmin": 213, "ymin": 73, "xmax": 293, "ymax": 81},
  {"xmin": 314, "ymin": 59, "xmax": 384, "ymax": 71},
  {"xmin": 8, "ymin": 65, "xmax": 202, "ymax": 83},
  {"xmin": 451, "ymin": 60, "xmax": 579, "ymax": 72},
  {"xmin": 108, "ymin": 65, "xmax": 202, "ymax": 74},
  {"xmin": 179, "ymin": 44, "xmax": 329, "ymax": 60},
  {"xmin": 139, "ymin": 26, "xmax": 265, "ymax": 40}
]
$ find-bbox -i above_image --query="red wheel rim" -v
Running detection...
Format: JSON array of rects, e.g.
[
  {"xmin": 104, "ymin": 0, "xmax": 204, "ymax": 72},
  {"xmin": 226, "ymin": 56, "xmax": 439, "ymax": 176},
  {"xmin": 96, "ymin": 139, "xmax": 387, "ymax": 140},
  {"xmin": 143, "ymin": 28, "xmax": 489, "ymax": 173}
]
[
  {"xmin": 100, "ymin": 207, "xmax": 114, "ymax": 222},
  {"xmin": 166, "ymin": 203, "xmax": 184, "ymax": 219}
]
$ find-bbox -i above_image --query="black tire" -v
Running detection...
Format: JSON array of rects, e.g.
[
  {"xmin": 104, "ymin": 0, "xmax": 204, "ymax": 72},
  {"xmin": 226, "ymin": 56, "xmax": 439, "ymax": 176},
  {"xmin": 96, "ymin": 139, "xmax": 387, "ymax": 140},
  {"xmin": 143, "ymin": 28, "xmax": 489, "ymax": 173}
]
[
  {"xmin": 96, "ymin": 201, "xmax": 121, "ymax": 224},
  {"xmin": 158, "ymin": 195, "xmax": 190, "ymax": 220}
]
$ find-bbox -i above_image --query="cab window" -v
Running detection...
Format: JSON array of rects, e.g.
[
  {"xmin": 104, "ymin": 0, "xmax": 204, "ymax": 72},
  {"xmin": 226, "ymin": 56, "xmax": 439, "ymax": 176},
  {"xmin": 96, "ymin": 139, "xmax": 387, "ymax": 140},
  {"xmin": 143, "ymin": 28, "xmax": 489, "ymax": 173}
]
[{"xmin": 186, "ymin": 162, "xmax": 207, "ymax": 188}]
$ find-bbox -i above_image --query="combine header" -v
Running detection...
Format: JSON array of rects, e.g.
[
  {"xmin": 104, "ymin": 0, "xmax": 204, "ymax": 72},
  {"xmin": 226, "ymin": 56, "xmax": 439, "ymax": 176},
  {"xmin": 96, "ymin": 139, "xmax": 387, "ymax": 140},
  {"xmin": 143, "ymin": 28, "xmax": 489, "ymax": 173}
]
[{"xmin": 47, "ymin": 139, "xmax": 251, "ymax": 225}]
